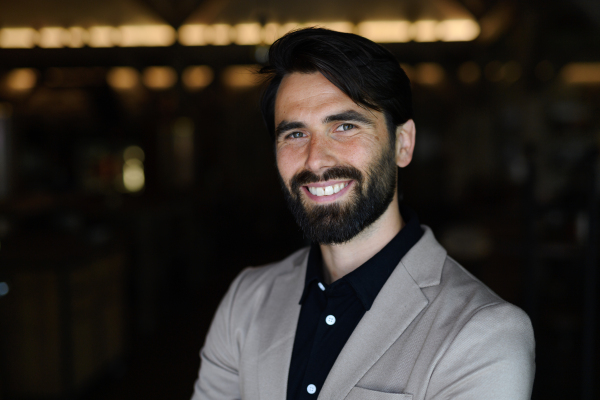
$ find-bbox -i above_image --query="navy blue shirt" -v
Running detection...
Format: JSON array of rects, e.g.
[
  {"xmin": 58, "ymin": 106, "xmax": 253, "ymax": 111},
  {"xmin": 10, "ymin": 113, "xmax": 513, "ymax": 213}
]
[{"xmin": 286, "ymin": 206, "xmax": 424, "ymax": 400}]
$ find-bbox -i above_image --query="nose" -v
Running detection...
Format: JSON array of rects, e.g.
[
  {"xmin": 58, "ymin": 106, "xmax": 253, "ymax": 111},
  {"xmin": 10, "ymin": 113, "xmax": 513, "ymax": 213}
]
[{"xmin": 304, "ymin": 134, "xmax": 336, "ymax": 173}]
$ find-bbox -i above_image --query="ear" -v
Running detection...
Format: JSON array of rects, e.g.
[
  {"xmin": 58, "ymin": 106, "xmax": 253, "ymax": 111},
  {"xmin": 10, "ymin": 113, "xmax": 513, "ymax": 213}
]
[{"xmin": 395, "ymin": 119, "xmax": 416, "ymax": 168}]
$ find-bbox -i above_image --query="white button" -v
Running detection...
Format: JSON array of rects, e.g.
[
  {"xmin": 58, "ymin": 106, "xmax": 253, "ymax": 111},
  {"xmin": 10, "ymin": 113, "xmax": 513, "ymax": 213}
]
[
  {"xmin": 307, "ymin": 384, "xmax": 317, "ymax": 394},
  {"xmin": 318, "ymin": 282, "xmax": 325, "ymax": 291},
  {"xmin": 325, "ymin": 315, "xmax": 336, "ymax": 325}
]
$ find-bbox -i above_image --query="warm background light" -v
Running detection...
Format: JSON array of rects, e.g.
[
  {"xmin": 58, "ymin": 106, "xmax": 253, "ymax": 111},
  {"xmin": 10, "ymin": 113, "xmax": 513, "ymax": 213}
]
[
  {"xmin": 411, "ymin": 20, "xmax": 438, "ymax": 42},
  {"xmin": 262, "ymin": 23, "xmax": 280, "ymax": 44},
  {"xmin": 222, "ymin": 65, "xmax": 260, "ymax": 88},
  {"xmin": 143, "ymin": 67, "xmax": 177, "ymax": 90},
  {"xmin": 67, "ymin": 27, "xmax": 87, "ymax": 48},
  {"xmin": 178, "ymin": 24, "xmax": 208, "ymax": 46},
  {"xmin": 88, "ymin": 26, "xmax": 118, "ymax": 47},
  {"xmin": 0, "ymin": 28, "xmax": 37, "ymax": 48},
  {"xmin": 182, "ymin": 66, "xmax": 214, "ymax": 91},
  {"xmin": 561, "ymin": 63, "xmax": 600, "ymax": 85},
  {"xmin": 122, "ymin": 146, "xmax": 145, "ymax": 193},
  {"xmin": 123, "ymin": 159, "xmax": 145, "ymax": 192},
  {"xmin": 436, "ymin": 19, "xmax": 480, "ymax": 42},
  {"xmin": 5, "ymin": 68, "xmax": 38, "ymax": 91},
  {"xmin": 357, "ymin": 21, "xmax": 411, "ymax": 43},
  {"xmin": 415, "ymin": 63, "xmax": 445, "ymax": 85},
  {"xmin": 38, "ymin": 27, "xmax": 67, "ymax": 48},
  {"xmin": 212, "ymin": 24, "xmax": 232, "ymax": 45},
  {"xmin": 123, "ymin": 146, "xmax": 145, "ymax": 163},
  {"xmin": 234, "ymin": 23, "xmax": 262, "ymax": 45},
  {"xmin": 107, "ymin": 67, "xmax": 140, "ymax": 90},
  {"xmin": 119, "ymin": 25, "xmax": 176, "ymax": 47}
]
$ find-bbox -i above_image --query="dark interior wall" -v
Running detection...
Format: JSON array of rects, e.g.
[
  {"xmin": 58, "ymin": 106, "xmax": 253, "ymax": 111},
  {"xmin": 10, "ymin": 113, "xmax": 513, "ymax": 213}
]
[{"xmin": 0, "ymin": 1, "xmax": 599, "ymax": 399}]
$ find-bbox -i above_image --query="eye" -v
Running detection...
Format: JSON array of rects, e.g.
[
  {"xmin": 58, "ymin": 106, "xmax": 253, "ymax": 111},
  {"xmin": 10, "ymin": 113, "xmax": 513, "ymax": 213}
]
[
  {"xmin": 287, "ymin": 131, "xmax": 305, "ymax": 139},
  {"xmin": 335, "ymin": 123, "xmax": 355, "ymax": 132}
]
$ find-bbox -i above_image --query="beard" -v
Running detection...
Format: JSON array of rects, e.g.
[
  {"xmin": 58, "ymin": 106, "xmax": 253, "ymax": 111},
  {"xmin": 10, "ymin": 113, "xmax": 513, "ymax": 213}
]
[{"xmin": 279, "ymin": 144, "xmax": 398, "ymax": 245}]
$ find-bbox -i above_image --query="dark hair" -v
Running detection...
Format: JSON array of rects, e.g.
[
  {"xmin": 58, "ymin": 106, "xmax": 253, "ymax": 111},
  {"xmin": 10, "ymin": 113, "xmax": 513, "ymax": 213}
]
[{"xmin": 259, "ymin": 27, "xmax": 413, "ymax": 140}]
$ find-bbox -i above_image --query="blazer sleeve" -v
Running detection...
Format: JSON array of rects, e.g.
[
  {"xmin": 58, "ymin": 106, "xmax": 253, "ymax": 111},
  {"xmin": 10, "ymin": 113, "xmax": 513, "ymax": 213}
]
[
  {"xmin": 191, "ymin": 268, "xmax": 253, "ymax": 400},
  {"xmin": 426, "ymin": 302, "xmax": 535, "ymax": 400}
]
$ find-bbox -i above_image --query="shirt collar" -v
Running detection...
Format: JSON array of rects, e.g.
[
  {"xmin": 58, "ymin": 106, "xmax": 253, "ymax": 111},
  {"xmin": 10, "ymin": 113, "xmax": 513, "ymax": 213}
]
[{"xmin": 300, "ymin": 205, "xmax": 423, "ymax": 309}]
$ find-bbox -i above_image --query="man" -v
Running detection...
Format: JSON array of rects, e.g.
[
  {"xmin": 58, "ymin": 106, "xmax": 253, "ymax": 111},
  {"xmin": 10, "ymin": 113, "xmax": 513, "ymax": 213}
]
[{"xmin": 192, "ymin": 28, "xmax": 535, "ymax": 400}]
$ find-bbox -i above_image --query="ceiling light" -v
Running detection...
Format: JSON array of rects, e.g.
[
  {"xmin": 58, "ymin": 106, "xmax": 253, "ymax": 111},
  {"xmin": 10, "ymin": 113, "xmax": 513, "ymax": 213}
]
[
  {"xmin": 234, "ymin": 23, "xmax": 262, "ymax": 45},
  {"xmin": 0, "ymin": 28, "xmax": 37, "ymax": 48},
  {"xmin": 411, "ymin": 20, "xmax": 438, "ymax": 42},
  {"xmin": 38, "ymin": 27, "xmax": 67, "ymax": 48},
  {"xmin": 357, "ymin": 21, "xmax": 410, "ymax": 43},
  {"xmin": 88, "ymin": 26, "xmax": 119, "ymax": 47},
  {"xmin": 262, "ymin": 23, "xmax": 280, "ymax": 44},
  {"xmin": 119, "ymin": 25, "xmax": 176, "ymax": 47},
  {"xmin": 212, "ymin": 24, "xmax": 232, "ymax": 45},
  {"xmin": 66, "ymin": 27, "xmax": 87, "ymax": 48},
  {"xmin": 436, "ymin": 19, "xmax": 480, "ymax": 42}
]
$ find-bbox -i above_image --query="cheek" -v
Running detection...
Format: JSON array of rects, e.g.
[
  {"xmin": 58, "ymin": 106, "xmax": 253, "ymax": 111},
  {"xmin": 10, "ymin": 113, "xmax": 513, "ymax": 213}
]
[
  {"xmin": 333, "ymin": 140, "xmax": 373, "ymax": 168},
  {"xmin": 276, "ymin": 147, "xmax": 300, "ymax": 181}
]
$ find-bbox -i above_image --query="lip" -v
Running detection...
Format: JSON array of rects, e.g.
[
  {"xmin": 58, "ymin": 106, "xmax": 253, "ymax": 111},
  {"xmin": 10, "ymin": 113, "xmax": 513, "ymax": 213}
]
[{"xmin": 302, "ymin": 180, "xmax": 354, "ymax": 203}]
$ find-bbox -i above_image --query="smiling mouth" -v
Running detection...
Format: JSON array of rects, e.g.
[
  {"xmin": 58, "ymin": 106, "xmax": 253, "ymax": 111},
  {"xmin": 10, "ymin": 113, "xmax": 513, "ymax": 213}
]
[{"xmin": 305, "ymin": 182, "xmax": 350, "ymax": 197}]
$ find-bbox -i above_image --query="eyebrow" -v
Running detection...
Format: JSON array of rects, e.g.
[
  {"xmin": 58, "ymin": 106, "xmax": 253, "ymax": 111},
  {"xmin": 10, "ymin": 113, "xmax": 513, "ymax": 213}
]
[
  {"xmin": 275, "ymin": 121, "xmax": 306, "ymax": 138},
  {"xmin": 275, "ymin": 109, "xmax": 375, "ymax": 139},
  {"xmin": 323, "ymin": 110, "xmax": 375, "ymax": 126}
]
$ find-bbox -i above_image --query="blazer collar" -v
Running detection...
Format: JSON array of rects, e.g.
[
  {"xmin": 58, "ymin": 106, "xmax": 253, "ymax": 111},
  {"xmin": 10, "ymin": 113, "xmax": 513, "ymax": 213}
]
[{"xmin": 318, "ymin": 226, "xmax": 447, "ymax": 400}]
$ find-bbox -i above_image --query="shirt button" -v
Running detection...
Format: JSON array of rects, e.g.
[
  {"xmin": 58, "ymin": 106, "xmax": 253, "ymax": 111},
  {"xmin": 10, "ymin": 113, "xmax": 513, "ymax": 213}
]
[
  {"xmin": 307, "ymin": 384, "xmax": 317, "ymax": 394},
  {"xmin": 318, "ymin": 282, "xmax": 325, "ymax": 291},
  {"xmin": 325, "ymin": 315, "xmax": 336, "ymax": 325}
]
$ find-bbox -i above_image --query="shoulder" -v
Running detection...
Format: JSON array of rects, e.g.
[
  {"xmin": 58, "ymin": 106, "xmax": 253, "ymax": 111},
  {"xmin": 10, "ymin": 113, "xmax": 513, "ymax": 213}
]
[
  {"xmin": 440, "ymin": 256, "xmax": 531, "ymax": 324},
  {"xmin": 233, "ymin": 246, "xmax": 309, "ymax": 289},
  {"xmin": 424, "ymin": 258, "xmax": 535, "ymax": 398},
  {"xmin": 223, "ymin": 247, "xmax": 309, "ymax": 308}
]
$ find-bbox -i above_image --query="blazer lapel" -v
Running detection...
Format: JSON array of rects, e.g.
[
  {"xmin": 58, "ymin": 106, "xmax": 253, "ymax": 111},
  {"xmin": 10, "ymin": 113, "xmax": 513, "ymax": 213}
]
[
  {"xmin": 318, "ymin": 227, "xmax": 446, "ymax": 400},
  {"xmin": 257, "ymin": 249, "xmax": 308, "ymax": 400},
  {"xmin": 318, "ymin": 264, "xmax": 428, "ymax": 400}
]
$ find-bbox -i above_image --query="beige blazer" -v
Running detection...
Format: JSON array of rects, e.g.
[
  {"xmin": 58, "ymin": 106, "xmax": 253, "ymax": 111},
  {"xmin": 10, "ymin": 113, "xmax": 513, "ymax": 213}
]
[{"xmin": 192, "ymin": 227, "xmax": 535, "ymax": 400}]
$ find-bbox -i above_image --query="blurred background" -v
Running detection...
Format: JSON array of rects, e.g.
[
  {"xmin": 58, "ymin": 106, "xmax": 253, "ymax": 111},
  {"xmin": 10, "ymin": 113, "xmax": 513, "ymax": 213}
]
[{"xmin": 0, "ymin": 0, "xmax": 599, "ymax": 399}]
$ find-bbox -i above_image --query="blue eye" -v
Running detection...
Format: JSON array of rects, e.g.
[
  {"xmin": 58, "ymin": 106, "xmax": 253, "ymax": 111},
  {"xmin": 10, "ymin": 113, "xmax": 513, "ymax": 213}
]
[
  {"xmin": 289, "ymin": 131, "xmax": 304, "ymax": 139},
  {"xmin": 337, "ymin": 123, "xmax": 355, "ymax": 131}
]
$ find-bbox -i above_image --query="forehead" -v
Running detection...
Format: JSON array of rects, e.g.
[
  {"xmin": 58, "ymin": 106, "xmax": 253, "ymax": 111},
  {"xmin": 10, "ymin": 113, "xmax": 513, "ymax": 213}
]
[{"xmin": 274, "ymin": 72, "xmax": 364, "ymax": 123}]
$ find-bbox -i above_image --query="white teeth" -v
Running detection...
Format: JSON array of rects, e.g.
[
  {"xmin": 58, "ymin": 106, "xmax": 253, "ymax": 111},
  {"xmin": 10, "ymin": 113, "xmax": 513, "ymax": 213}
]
[{"xmin": 308, "ymin": 182, "xmax": 349, "ymax": 197}]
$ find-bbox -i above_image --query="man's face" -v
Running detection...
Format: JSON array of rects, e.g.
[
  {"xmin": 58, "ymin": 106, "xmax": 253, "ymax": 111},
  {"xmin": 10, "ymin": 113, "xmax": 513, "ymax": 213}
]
[{"xmin": 274, "ymin": 72, "xmax": 398, "ymax": 245}]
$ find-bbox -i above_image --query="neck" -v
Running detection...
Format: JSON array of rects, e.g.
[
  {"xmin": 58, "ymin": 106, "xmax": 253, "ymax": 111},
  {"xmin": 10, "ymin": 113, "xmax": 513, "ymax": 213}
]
[{"xmin": 320, "ymin": 193, "xmax": 404, "ymax": 283}]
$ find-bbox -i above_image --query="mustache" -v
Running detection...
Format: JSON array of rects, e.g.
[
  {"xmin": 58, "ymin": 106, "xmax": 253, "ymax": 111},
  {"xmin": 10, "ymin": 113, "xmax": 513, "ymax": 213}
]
[{"xmin": 290, "ymin": 166, "xmax": 363, "ymax": 193}]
